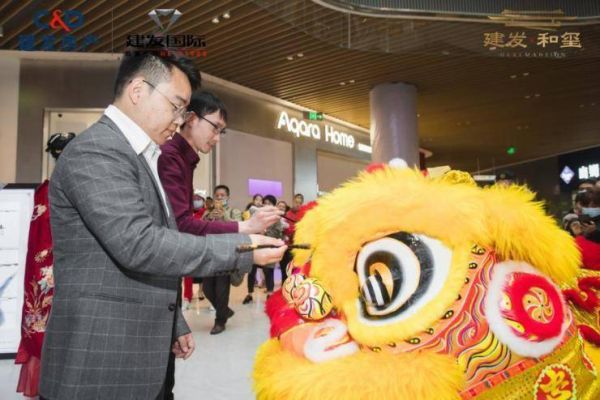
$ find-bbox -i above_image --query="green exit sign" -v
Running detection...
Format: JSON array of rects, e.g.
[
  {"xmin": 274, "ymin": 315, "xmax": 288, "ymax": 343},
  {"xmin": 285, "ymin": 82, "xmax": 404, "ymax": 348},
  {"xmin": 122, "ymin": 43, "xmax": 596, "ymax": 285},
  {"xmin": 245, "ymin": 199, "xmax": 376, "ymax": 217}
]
[{"xmin": 304, "ymin": 111, "xmax": 324, "ymax": 121}]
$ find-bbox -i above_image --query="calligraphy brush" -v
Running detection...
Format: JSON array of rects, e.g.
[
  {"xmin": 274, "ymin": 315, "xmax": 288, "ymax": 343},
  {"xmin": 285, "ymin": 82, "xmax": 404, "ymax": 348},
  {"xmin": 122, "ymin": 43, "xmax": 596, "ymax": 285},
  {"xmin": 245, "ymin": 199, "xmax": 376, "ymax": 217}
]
[{"xmin": 236, "ymin": 243, "xmax": 311, "ymax": 253}]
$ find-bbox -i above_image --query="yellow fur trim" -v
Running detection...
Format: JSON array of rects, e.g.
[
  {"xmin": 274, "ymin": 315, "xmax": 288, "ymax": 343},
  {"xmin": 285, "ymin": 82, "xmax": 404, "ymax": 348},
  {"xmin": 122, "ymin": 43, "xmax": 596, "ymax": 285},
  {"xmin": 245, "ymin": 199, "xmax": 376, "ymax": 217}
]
[
  {"xmin": 292, "ymin": 167, "xmax": 580, "ymax": 345},
  {"xmin": 254, "ymin": 339, "xmax": 464, "ymax": 400}
]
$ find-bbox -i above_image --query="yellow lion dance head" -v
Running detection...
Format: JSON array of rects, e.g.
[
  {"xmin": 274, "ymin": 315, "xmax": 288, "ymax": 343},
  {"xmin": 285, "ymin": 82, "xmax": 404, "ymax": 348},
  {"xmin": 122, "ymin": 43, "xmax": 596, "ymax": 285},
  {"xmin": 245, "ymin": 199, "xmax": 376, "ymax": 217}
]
[{"xmin": 254, "ymin": 162, "xmax": 599, "ymax": 400}]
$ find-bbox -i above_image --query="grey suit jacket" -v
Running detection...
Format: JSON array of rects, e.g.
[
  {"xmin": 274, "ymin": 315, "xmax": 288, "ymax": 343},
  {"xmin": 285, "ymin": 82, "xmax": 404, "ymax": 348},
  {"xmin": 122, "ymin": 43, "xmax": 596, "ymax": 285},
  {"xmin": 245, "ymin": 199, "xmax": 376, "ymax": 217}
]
[{"xmin": 40, "ymin": 115, "xmax": 252, "ymax": 400}]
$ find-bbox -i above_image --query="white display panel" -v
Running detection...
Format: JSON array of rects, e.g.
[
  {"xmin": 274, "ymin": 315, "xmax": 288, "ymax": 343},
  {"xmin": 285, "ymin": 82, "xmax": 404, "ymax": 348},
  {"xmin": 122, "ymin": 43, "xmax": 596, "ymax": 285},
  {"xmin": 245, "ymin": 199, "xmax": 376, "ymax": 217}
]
[{"xmin": 0, "ymin": 188, "xmax": 34, "ymax": 354}]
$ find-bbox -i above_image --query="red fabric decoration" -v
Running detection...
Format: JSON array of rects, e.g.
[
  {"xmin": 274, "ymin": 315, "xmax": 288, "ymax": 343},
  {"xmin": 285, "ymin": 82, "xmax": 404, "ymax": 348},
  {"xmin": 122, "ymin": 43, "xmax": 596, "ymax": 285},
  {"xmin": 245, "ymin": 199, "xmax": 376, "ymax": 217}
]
[
  {"xmin": 265, "ymin": 289, "xmax": 306, "ymax": 338},
  {"xmin": 15, "ymin": 181, "xmax": 53, "ymax": 397},
  {"xmin": 579, "ymin": 324, "xmax": 600, "ymax": 346},
  {"xmin": 563, "ymin": 276, "xmax": 600, "ymax": 313},
  {"xmin": 501, "ymin": 272, "xmax": 565, "ymax": 341}
]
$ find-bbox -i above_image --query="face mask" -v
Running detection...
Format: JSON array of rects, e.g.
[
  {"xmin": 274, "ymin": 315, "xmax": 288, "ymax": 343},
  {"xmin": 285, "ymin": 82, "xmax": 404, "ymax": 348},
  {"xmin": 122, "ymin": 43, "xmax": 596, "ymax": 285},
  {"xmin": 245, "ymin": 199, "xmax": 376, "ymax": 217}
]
[
  {"xmin": 582, "ymin": 207, "xmax": 600, "ymax": 218},
  {"xmin": 193, "ymin": 200, "xmax": 204, "ymax": 209}
]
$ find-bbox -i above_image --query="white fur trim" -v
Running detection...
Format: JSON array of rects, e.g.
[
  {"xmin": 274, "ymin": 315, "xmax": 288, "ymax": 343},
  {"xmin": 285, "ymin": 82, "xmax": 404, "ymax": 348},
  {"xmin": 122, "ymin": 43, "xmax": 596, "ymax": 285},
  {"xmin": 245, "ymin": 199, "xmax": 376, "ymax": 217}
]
[
  {"xmin": 303, "ymin": 319, "xmax": 359, "ymax": 363},
  {"xmin": 389, "ymin": 158, "xmax": 408, "ymax": 169},
  {"xmin": 484, "ymin": 260, "xmax": 570, "ymax": 358}
]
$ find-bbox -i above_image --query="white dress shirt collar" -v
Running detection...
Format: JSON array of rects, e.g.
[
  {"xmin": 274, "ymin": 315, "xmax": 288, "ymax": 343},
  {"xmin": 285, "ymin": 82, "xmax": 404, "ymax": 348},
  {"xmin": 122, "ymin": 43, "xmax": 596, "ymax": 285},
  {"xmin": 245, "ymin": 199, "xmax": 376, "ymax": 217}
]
[{"xmin": 104, "ymin": 104, "xmax": 169, "ymax": 217}]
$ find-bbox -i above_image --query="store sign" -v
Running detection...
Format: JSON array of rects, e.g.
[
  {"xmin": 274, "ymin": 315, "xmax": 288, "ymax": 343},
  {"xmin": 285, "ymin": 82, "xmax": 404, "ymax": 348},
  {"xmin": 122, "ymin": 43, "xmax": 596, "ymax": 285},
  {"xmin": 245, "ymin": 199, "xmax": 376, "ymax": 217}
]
[
  {"xmin": 19, "ymin": 9, "xmax": 98, "ymax": 51},
  {"xmin": 483, "ymin": 31, "xmax": 583, "ymax": 59},
  {"xmin": 277, "ymin": 111, "xmax": 356, "ymax": 149},
  {"xmin": 560, "ymin": 166, "xmax": 575, "ymax": 184},
  {"xmin": 578, "ymin": 163, "xmax": 600, "ymax": 180},
  {"xmin": 126, "ymin": 9, "xmax": 207, "ymax": 58}
]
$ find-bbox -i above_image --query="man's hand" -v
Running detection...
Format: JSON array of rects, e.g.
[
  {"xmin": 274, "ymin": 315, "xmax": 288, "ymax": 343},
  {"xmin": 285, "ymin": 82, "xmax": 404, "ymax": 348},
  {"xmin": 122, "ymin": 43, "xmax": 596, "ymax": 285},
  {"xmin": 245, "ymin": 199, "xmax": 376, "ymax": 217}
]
[
  {"xmin": 582, "ymin": 221, "xmax": 597, "ymax": 236},
  {"xmin": 239, "ymin": 206, "xmax": 283, "ymax": 234},
  {"xmin": 172, "ymin": 333, "xmax": 195, "ymax": 360},
  {"xmin": 249, "ymin": 234, "xmax": 287, "ymax": 266}
]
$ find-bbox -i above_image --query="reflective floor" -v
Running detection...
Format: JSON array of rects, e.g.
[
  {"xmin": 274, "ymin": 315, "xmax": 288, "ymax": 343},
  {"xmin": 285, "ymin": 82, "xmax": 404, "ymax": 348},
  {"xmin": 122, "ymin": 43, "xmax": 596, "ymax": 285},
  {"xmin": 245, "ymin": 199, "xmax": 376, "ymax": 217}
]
[{"xmin": 0, "ymin": 282, "xmax": 274, "ymax": 400}]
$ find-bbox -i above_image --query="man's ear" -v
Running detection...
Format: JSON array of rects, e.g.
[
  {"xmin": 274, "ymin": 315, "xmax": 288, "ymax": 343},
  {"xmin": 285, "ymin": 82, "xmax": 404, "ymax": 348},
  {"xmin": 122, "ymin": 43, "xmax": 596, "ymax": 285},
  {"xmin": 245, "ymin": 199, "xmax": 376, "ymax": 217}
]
[{"xmin": 128, "ymin": 77, "xmax": 146, "ymax": 105}]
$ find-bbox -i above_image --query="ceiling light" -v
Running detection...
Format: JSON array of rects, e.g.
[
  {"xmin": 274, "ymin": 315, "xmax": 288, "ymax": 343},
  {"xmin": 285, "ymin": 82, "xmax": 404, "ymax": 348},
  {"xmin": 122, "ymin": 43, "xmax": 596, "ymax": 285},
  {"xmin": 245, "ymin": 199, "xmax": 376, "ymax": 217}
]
[
  {"xmin": 339, "ymin": 82, "xmax": 346, "ymax": 86},
  {"xmin": 534, "ymin": 93, "xmax": 541, "ymax": 97},
  {"xmin": 579, "ymin": 104, "xmax": 585, "ymax": 108},
  {"xmin": 417, "ymin": 113, "xmax": 421, "ymax": 118},
  {"xmin": 223, "ymin": 11, "xmax": 231, "ymax": 19},
  {"xmin": 296, "ymin": 52, "xmax": 304, "ymax": 58},
  {"xmin": 522, "ymin": 72, "xmax": 530, "ymax": 77},
  {"xmin": 441, "ymin": 50, "xmax": 450, "ymax": 55},
  {"xmin": 286, "ymin": 55, "xmax": 294, "ymax": 61},
  {"xmin": 524, "ymin": 95, "xmax": 531, "ymax": 99},
  {"xmin": 349, "ymin": 79, "xmax": 355, "ymax": 84},
  {"xmin": 591, "ymin": 102, "xmax": 596, "ymax": 106},
  {"xmin": 212, "ymin": 17, "xmax": 220, "ymax": 24},
  {"xmin": 510, "ymin": 74, "xmax": 517, "ymax": 79}
]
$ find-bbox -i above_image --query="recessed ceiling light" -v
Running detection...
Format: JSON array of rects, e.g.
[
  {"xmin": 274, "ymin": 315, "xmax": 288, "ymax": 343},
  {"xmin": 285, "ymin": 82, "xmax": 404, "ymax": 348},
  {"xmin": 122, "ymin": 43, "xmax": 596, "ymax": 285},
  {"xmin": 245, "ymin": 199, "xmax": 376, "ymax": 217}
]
[
  {"xmin": 339, "ymin": 82, "xmax": 346, "ymax": 86},
  {"xmin": 441, "ymin": 50, "xmax": 450, "ymax": 55},
  {"xmin": 522, "ymin": 72, "xmax": 530, "ymax": 77},
  {"xmin": 212, "ymin": 17, "xmax": 220, "ymax": 24},
  {"xmin": 534, "ymin": 93, "xmax": 541, "ymax": 97},
  {"xmin": 296, "ymin": 52, "xmax": 304, "ymax": 58},
  {"xmin": 223, "ymin": 11, "xmax": 231, "ymax": 19},
  {"xmin": 286, "ymin": 55, "xmax": 294, "ymax": 61},
  {"xmin": 579, "ymin": 104, "xmax": 585, "ymax": 108},
  {"xmin": 591, "ymin": 102, "xmax": 596, "ymax": 106},
  {"xmin": 417, "ymin": 113, "xmax": 421, "ymax": 118},
  {"xmin": 510, "ymin": 74, "xmax": 517, "ymax": 79},
  {"xmin": 349, "ymin": 79, "xmax": 355, "ymax": 84},
  {"xmin": 524, "ymin": 95, "xmax": 531, "ymax": 99}
]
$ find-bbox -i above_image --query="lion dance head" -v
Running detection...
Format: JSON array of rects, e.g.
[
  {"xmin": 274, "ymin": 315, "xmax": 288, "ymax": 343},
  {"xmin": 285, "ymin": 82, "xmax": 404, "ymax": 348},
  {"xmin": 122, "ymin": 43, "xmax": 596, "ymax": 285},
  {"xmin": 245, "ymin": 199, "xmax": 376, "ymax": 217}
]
[{"xmin": 253, "ymin": 161, "xmax": 599, "ymax": 400}]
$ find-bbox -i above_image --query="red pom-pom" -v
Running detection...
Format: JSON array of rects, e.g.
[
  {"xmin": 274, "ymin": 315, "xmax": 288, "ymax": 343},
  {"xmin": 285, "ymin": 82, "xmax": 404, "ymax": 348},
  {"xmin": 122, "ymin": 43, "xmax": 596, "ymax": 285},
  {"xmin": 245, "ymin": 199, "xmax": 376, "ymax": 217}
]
[{"xmin": 366, "ymin": 163, "xmax": 386, "ymax": 174}]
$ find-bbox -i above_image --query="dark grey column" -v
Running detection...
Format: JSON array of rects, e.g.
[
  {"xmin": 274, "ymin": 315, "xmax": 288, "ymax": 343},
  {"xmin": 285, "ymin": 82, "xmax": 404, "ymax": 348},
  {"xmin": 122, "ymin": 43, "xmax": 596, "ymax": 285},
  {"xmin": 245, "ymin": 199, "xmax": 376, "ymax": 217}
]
[{"xmin": 369, "ymin": 83, "xmax": 419, "ymax": 166}]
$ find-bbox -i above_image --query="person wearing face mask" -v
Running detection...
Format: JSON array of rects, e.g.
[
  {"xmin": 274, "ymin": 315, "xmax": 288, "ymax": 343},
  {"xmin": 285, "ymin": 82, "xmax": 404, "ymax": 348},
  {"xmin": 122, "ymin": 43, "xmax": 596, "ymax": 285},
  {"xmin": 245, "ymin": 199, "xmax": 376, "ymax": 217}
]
[
  {"xmin": 575, "ymin": 188, "xmax": 600, "ymax": 270},
  {"xmin": 40, "ymin": 52, "xmax": 286, "ymax": 400}
]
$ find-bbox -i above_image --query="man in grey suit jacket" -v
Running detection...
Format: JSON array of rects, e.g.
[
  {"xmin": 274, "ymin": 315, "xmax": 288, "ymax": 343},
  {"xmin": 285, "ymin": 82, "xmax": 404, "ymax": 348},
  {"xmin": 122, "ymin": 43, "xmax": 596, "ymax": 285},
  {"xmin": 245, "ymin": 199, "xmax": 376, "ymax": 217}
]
[{"xmin": 39, "ymin": 52, "xmax": 286, "ymax": 400}]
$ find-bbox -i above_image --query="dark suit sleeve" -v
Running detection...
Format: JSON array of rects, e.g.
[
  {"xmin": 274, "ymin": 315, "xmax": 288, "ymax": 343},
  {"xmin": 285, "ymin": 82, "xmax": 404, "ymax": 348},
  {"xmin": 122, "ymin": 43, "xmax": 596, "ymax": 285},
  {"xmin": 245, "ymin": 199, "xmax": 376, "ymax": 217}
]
[
  {"xmin": 54, "ymin": 135, "xmax": 252, "ymax": 278},
  {"xmin": 157, "ymin": 151, "xmax": 238, "ymax": 236}
]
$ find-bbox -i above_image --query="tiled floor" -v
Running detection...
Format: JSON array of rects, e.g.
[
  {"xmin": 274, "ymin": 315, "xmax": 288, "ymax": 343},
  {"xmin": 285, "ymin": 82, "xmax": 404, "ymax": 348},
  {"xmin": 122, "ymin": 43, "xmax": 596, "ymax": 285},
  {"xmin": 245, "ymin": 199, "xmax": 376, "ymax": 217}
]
[{"xmin": 0, "ymin": 284, "xmax": 273, "ymax": 400}]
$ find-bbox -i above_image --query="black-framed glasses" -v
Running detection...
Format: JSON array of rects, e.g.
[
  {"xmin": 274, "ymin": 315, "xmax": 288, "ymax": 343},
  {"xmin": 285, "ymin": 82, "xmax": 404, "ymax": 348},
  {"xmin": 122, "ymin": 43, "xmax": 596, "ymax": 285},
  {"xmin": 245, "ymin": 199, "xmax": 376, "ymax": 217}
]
[
  {"xmin": 198, "ymin": 114, "xmax": 227, "ymax": 135},
  {"xmin": 142, "ymin": 80, "xmax": 191, "ymax": 120}
]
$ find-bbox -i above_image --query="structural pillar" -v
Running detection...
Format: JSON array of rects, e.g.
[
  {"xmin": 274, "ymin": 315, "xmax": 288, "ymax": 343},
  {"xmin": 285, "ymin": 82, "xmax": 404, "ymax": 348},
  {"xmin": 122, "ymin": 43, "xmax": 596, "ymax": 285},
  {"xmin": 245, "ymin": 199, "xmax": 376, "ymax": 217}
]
[{"xmin": 369, "ymin": 82, "xmax": 419, "ymax": 166}]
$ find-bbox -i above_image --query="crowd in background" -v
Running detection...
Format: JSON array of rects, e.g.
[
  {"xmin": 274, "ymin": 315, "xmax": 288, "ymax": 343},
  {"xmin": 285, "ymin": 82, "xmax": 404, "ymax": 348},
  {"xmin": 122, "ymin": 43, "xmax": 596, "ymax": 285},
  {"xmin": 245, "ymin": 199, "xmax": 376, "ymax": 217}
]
[{"xmin": 563, "ymin": 179, "xmax": 600, "ymax": 270}]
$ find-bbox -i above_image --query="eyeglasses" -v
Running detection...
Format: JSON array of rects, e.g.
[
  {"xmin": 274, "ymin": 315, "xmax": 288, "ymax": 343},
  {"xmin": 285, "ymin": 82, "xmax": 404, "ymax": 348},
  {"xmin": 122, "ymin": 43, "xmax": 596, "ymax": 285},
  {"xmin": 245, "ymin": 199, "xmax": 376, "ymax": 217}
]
[
  {"xmin": 198, "ymin": 114, "xmax": 227, "ymax": 135},
  {"xmin": 143, "ymin": 80, "xmax": 192, "ymax": 121}
]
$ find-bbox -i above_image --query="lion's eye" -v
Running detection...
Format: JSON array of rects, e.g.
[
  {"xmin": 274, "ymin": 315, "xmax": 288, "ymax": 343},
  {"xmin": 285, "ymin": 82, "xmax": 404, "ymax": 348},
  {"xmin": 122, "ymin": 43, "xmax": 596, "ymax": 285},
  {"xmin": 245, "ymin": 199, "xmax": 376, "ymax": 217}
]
[{"xmin": 356, "ymin": 232, "xmax": 452, "ymax": 322}]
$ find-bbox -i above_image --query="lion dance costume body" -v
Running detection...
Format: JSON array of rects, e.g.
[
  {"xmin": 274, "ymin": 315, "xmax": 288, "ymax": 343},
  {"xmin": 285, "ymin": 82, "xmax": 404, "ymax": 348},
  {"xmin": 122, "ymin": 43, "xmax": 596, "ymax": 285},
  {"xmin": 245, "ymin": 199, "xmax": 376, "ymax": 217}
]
[{"xmin": 253, "ymin": 160, "xmax": 600, "ymax": 400}]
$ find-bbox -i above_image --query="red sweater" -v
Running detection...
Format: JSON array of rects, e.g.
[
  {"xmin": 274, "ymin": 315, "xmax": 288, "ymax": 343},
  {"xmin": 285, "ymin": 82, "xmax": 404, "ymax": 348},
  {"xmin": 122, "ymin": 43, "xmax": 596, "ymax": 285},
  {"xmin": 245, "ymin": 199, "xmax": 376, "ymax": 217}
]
[
  {"xmin": 575, "ymin": 235, "xmax": 600, "ymax": 270},
  {"xmin": 158, "ymin": 133, "xmax": 238, "ymax": 235}
]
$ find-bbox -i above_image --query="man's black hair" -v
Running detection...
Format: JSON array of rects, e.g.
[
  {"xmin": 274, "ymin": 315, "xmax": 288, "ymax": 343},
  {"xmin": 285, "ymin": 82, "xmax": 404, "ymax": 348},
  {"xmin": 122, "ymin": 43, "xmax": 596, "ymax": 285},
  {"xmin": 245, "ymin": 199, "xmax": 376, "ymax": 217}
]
[
  {"xmin": 214, "ymin": 185, "xmax": 230, "ymax": 196},
  {"xmin": 114, "ymin": 51, "xmax": 200, "ymax": 98},
  {"xmin": 188, "ymin": 91, "xmax": 228, "ymax": 122},
  {"xmin": 263, "ymin": 195, "xmax": 277, "ymax": 206}
]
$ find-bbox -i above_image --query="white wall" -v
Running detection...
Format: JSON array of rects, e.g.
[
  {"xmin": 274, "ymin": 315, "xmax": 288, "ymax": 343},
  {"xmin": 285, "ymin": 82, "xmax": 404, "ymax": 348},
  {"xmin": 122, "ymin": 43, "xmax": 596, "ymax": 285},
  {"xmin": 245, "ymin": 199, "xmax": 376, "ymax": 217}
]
[
  {"xmin": 317, "ymin": 151, "xmax": 369, "ymax": 193},
  {"xmin": 217, "ymin": 129, "xmax": 293, "ymax": 211},
  {"xmin": 0, "ymin": 57, "xmax": 20, "ymax": 184}
]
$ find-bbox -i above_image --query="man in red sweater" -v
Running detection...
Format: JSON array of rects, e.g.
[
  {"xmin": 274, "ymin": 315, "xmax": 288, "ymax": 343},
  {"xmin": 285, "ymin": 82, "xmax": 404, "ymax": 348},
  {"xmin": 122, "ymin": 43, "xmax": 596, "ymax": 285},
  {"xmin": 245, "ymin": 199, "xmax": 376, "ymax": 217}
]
[{"xmin": 158, "ymin": 91, "xmax": 282, "ymax": 399}]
